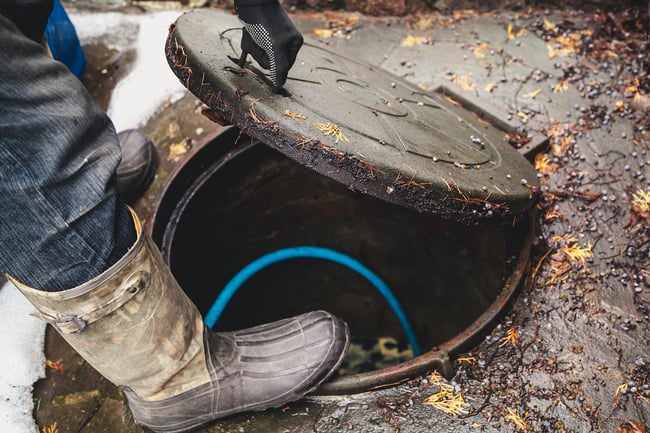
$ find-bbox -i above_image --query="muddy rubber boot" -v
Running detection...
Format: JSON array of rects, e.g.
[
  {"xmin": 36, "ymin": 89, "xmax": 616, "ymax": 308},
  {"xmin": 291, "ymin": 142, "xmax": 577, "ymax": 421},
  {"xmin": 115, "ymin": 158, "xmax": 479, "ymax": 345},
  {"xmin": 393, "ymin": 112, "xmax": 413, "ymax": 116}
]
[
  {"xmin": 9, "ymin": 210, "xmax": 350, "ymax": 433},
  {"xmin": 116, "ymin": 129, "xmax": 158, "ymax": 204}
]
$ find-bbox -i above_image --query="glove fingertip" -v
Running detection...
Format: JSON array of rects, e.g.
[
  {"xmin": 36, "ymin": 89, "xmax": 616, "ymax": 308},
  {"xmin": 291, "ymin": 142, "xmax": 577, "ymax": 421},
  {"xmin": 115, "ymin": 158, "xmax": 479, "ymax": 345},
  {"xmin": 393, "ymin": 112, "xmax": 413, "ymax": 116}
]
[{"xmin": 273, "ymin": 59, "xmax": 290, "ymax": 91}]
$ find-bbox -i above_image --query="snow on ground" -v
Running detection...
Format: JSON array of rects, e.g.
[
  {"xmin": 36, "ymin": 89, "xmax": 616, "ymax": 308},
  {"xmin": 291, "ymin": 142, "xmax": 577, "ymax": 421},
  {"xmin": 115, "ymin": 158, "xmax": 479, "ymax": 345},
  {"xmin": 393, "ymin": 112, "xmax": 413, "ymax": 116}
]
[
  {"xmin": 0, "ymin": 7, "xmax": 189, "ymax": 433},
  {"xmin": 71, "ymin": 9, "xmax": 189, "ymax": 131},
  {"xmin": 0, "ymin": 280, "xmax": 46, "ymax": 433}
]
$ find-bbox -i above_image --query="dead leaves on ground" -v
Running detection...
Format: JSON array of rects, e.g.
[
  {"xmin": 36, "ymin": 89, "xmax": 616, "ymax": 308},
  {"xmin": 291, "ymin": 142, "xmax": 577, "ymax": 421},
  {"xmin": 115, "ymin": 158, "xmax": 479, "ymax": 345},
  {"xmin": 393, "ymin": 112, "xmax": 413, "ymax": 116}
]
[
  {"xmin": 618, "ymin": 421, "xmax": 648, "ymax": 433},
  {"xmin": 422, "ymin": 372, "xmax": 470, "ymax": 416}
]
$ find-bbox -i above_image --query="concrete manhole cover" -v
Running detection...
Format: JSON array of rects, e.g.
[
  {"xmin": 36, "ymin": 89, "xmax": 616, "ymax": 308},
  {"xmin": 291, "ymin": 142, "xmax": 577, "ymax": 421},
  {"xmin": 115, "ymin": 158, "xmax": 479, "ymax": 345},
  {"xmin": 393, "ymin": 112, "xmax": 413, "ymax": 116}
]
[{"xmin": 166, "ymin": 9, "xmax": 540, "ymax": 223}]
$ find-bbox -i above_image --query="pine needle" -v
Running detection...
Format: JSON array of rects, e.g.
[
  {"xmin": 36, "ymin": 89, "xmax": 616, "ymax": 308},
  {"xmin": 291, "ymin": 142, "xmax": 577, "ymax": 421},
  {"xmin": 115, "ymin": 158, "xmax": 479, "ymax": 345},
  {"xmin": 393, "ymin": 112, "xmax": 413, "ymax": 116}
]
[
  {"xmin": 42, "ymin": 423, "xmax": 58, "ymax": 433},
  {"xmin": 499, "ymin": 326, "xmax": 521, "ymax": 347},
  {"xmin": 505, "ymin": 407, "xmax": 528, "ymax": 430},
  {"xmin": 422, "ymin": 372, "xmax": 470, "ymax": 416},
  {"xmin": 313, "ymin": 122, "xmax": 348, "ymax": 143},
  {"xmin": 284, "ymin": 109, "xmax": 307, "ymax": 120}
]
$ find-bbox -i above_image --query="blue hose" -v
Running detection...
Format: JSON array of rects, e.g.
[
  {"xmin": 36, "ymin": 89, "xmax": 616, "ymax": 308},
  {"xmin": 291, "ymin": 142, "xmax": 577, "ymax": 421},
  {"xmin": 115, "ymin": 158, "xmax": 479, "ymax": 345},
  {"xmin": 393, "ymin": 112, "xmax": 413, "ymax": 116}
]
[{"xmin": 204, "ymin": 246, "xmax": 421, "ymax": 356}]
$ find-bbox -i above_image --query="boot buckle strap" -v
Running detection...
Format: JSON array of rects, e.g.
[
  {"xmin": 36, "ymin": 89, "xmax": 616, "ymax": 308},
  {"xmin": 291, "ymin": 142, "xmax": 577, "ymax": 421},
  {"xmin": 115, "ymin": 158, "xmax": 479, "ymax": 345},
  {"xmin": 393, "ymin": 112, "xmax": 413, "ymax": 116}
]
[
  {"xmin": 38, "ymin": 271, "xmax": 149, "ymax": 334},
  {"xmin": 52, "ymin": 315, "xmax": 87, "ymax": 333}
]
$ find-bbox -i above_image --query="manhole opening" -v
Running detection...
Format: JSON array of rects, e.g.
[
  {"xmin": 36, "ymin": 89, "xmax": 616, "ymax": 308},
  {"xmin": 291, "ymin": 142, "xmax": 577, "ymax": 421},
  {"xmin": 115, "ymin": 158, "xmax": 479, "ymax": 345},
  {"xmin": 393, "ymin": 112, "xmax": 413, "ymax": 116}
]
[{"xmin": 152, "ymin": 129, "xmax": 529, "ymax": 382}]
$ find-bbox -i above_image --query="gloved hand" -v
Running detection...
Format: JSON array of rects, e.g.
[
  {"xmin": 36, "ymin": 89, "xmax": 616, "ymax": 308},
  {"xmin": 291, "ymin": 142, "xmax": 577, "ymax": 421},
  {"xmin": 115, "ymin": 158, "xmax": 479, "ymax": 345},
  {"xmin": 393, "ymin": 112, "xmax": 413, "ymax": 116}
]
[{"xmin": 234, "ymin": 0, "xmax": 303, "ymax": 92}]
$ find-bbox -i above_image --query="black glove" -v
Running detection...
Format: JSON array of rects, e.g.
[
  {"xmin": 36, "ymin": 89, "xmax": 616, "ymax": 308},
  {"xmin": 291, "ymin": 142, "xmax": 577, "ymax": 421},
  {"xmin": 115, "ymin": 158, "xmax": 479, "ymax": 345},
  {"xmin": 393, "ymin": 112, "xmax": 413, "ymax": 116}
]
[{"xmin": 234, "ymin": 0, "xmax": 303, "ymax": 92}]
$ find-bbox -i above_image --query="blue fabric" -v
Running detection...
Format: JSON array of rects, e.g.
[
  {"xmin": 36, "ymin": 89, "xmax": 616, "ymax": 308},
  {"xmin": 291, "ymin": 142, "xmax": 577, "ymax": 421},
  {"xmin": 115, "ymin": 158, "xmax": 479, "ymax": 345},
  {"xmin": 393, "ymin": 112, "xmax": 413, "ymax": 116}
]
[
  {"xmin": 0, "ymin": 13, "xmax": 135, "ymax": 292},
  {"xmin": 45, "ymin": 0, "xmax": 86, "ymax": 77}
]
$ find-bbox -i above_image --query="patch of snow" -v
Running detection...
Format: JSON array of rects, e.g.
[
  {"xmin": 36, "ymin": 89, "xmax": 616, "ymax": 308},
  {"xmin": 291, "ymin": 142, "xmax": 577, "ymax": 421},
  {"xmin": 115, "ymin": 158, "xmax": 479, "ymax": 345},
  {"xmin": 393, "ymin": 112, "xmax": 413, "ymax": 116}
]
[
  {"xmin": 70, "ymin": 9, "xmax": 189, "ymax": 131},
  {"xmin": 0, "ymin": 280, "xmax": 46, "ymax": 433}
]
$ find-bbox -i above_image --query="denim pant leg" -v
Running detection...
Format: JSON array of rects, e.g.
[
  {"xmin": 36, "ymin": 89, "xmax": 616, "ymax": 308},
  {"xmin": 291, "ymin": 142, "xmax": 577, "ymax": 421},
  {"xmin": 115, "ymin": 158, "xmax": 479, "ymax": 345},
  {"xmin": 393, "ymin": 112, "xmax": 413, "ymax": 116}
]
[{"xmin": 0, "ymin": 14, "xmax": 136, "ymax": 292}]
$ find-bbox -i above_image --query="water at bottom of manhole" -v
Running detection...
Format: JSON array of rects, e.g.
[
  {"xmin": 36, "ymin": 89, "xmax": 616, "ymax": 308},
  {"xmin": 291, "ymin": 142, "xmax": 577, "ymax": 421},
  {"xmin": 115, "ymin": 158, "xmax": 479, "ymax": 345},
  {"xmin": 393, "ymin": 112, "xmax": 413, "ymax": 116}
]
[{"xmin": 154, "ymin": 137, "xmax": 527, "ymax": 378}]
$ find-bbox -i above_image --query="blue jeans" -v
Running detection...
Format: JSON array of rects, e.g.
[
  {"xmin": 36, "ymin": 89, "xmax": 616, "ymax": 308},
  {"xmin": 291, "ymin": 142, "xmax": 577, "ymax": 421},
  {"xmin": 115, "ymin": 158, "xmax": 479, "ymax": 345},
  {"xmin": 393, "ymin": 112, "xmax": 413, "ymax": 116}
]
[{"xmin": 0, "ymin": 12, "xmax": 136, "ymax": 292}]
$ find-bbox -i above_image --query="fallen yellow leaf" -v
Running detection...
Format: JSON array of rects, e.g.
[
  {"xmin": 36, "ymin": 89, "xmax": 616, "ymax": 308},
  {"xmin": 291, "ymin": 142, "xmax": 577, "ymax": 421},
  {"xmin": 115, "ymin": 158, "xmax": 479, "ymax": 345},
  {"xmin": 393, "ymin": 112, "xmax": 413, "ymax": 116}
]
[{"xmin": 523, "ymin": 88, "xmax": 542, "ymax": 99}]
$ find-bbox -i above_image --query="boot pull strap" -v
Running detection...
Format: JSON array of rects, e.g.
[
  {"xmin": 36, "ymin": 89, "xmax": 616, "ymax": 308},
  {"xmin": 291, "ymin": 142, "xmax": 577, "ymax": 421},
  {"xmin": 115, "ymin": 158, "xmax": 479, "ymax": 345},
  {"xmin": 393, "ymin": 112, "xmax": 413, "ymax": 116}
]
[
  {"xmin": 51, "ymin": 315, "xmax": 88, "ymax": 333},
  {"xmin": 36, "ymin": 270, "xmax": 150, "ymax": 334}
]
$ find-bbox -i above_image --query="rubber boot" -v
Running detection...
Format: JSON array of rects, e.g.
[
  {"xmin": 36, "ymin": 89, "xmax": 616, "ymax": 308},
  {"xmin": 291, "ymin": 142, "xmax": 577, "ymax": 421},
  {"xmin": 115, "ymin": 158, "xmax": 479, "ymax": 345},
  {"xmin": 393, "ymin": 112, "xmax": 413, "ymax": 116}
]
[
  {"xmin": 116, "ymin": 129, "xmax": 158, "ymax": 205},
  {"xmin": 9, "ymin": 209, "xmax": 350, "ymax": 433}
]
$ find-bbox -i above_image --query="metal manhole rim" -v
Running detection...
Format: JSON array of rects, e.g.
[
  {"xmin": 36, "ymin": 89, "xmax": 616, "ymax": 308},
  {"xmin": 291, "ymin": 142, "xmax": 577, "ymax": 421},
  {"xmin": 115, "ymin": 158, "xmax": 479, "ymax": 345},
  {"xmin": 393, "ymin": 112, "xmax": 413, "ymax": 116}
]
[
  {"xmin": 148, "ymin": 127, "xmax": 536, "ymax": 396},
  {"xmin": 315, "ymin": 213, "xmax": 534, "ymax": 395}
]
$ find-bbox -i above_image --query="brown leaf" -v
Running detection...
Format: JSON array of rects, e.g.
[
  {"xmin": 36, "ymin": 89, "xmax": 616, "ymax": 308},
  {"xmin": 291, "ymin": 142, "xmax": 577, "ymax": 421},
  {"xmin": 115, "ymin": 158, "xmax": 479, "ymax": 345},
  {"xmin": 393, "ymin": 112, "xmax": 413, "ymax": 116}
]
[{"xmin": 617, "ymin": 421, "xmax": 648, "ymax": 433}]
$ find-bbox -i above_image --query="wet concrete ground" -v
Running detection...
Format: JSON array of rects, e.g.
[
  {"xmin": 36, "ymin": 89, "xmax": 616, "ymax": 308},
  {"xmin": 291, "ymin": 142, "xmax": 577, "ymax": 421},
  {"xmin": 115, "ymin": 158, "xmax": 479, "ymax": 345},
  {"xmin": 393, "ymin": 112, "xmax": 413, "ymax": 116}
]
[{"xmin": 34, "ymin": 4, "xmax": 648, "ymax": 433}]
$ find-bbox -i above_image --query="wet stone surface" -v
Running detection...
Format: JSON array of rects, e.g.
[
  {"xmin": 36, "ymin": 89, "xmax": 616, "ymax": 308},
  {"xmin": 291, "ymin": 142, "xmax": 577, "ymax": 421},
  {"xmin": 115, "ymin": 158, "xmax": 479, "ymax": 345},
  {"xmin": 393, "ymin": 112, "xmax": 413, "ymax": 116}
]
[{"xmin": 34, "ymin": 4, "xmax": 649, "ymax": 433}]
